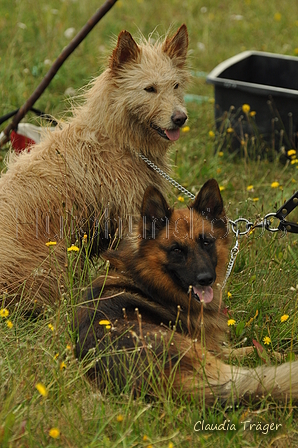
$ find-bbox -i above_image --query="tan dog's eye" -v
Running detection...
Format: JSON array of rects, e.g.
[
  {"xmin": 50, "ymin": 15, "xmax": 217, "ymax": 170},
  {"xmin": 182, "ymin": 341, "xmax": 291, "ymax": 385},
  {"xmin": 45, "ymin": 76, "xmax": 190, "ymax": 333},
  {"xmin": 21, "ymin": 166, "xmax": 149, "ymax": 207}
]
[{"xmin": 144, "ymin": 86, "xmax": 157, "ymax": 93}]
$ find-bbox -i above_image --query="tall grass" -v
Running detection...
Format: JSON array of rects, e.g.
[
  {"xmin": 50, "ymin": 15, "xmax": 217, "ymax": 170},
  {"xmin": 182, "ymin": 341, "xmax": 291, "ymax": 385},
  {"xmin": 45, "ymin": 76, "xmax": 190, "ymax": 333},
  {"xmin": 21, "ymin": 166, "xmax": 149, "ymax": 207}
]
[{"xmin": 0, "ymin": 0, "xmax": 298, "ymax": 446}]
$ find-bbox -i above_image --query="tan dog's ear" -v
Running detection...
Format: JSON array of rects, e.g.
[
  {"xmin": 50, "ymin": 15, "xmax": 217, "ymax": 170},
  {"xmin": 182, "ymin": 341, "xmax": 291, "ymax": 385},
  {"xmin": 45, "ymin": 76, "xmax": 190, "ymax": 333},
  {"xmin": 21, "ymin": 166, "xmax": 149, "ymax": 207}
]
[
  {"xmin": 110, "ymin": 30, "xmax": 140, "ymax": 70},
  {"xmin": 162, "ymin": 24, "xmax": 188, "ymax": 67}
]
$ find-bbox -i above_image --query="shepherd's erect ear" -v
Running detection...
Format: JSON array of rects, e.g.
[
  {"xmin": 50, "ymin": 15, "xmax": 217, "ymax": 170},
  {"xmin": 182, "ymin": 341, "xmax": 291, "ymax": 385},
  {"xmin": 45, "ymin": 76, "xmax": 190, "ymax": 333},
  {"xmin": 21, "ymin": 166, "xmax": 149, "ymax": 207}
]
[
  {"xmin": 140, "ymin": 186, "xmax": 172, "ymax": 239},
  {"xmin": 162, "ymin": 24, "xmax": 188, "ymax": 68},
  {"xmin": 191, "ymin": 179, "xmax": 224, "ymax": 218},
  {"xmin": 110, "ymin": 30, "xmax": 140, "ymax": 70}
]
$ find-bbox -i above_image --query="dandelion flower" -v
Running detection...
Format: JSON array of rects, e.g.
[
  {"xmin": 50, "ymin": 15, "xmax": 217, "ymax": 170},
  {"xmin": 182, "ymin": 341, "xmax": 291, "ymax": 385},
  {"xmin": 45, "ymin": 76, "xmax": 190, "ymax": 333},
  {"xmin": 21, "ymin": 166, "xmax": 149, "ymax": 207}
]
[
  {"xmin": 287, "ymin": 149, "xmax": 296, "ymax": 157},
  {"xmin": 49, "ymin": 428, "xmax": 60, "ymax": 439},
  {"xmin": 35, "ymin": 382, "xmax": 48, "ymax": 397},
  {"xmin": 0, "ymin": 308, "xmax": 9, "ymax": 318},
  {"xmin": 182, "ymin": 126, "xmax": 190, "ymax": 133},
  {"xmin": 227, "ymin": 291, "xmax": 232, "ymax": 298},
  {"xmin": 218, "ymin": 151, "xmax": 224, "ymax": 157},
  {"xmin": 168, "ymin": 443, "xmax": 174, "ymax": 448},
  {"xmin": 227, "ymin": 319, "xmax": 236, "ymax": 326},
  {"xmin": 208, "ymin": 130, "xmax": 215, "ymax": 138},
  {"xmin": 66, "ymin": 344, "xmax": 72, "ymax": 350},
  {"xmin": 291, "ymin": 159, "xmax": 298, "ymax": 164},
  {"xmin": 219, "ymin": 186, "xmax": 225, "ymax": 192},
  {"xmin": 263, "ymin": 336, "xmax": 271, "ymax": 345},
  {"xmin": 177, "ymin": 196, "xmax": 185, "ymax": 202},
  {"xmin": 143, "ymin": 435, "xmax": 149, "ymax": 442},
  {"xmin": 249, "ymin": 111, "xmax": 256, "ymax": 117},
  {"xmin": 281, "ymin": 314, "xmax": 289, "ymax": 323},
  {"xmin": 53, "ymin": 353, "xmax": 59, "ymax": 360},
  {"xmin": 6, "ymin": 320, "xmax": 13, "ymax": 329},
  {"xmin": 246, "ymin": 185, "xmax": 254, "ymax": 191},
  {"xmin": 99, "ymin": 319, "xmax": 111, "ymax": 326},
  {"xmin": 252, "ymin": 197, "xmax": 259, "ymax": 202},
  {"xmin": 116, "ymin": 414, "xmax": 124, "ymax": 422},
  {"xmin": 45, "ymin": 241, "xmax": 57, "ymax": 247},
  {"xmin": 226, "ymin": 127, "xmax": 234, "ymax": 133},
  {"xmin": 67, "ymin": 245, "xmax": 80, "ymax": 252},
  {"xmin": 271, "ymin": 181, "xmax": 279, "ymax": 188},
  {"xmin": 48, "ymin": 323, "xmax": 54, "ymax": 331},
  {"xmin": 60, "ymin": 361, "xmax": 66, "ymax": 370},
  {"xmin": 242, "ymin": 104, "xmax": 250, "ymax": 114}
]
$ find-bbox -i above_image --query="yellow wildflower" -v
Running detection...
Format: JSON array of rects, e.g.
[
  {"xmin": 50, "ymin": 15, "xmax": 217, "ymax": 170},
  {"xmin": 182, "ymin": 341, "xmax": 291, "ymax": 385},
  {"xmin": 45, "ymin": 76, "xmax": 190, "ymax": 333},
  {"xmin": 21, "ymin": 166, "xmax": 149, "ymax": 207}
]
[
  {"xmin": 67, "ymin": 245, "xmax": 80, "ymax": 252},
  {"xmin": 53, "ymin": 353, "xmax": 59, "ymax": 360},
  {"xmin": 99, "ymin": 319, "xmax": 111, "ymax": 326},
  {"xmin": 208, "ymin": 130, "xmax": 215, "ymax": 138},
  {"xmin": 49, "ymin": 428, "xmax": 60, "ymax": 439},
  {"xmin": 263, "ymin": 336, "xmax": 271, "ymax": 345},
  {"xmin": 281, "ymin": 314, "xmax": 289, "ymax": 323},
  {"xmin": 182, "ymin": 126, "xmax": 190, "ymax": 132},
  {"xmin": 252, "ymin": 197, "xmax": 259, "ymax": 202},
  {"xmin": 48, "ymin": 323, "xmax": 54, "ymax": 331},
  {"xmin": 60, "ymin": 361, "xmax": 67, "ymax": 370},
  {"xmin": 227, "ymin": 291, "xmax": 232, "ymax": 298},
  {"xmin": 168, "ymin": 443, "xmax": 174, "ymax": 448},
  {"xmin": 218, "ymin": 151, "xmax": 224, "ymax": 157},
  {"xmin": 249, "ymin": 111, "xmax": 256, "ymax": 117},
  {"xmin": 6, "ymin": 320, "xmax": 13, "ymax": 329},
  {"xmin": 242, "ymin": 104, "xmax": 250, "ymax": 114},
  {"xmin": 227, "ymin": 319, "xmax": 236, "ymax": 326},
  {"xmin": 177, "ymin": 196, "xmax": 185, "ymax": 202},
  {"xmin": 35, "ymin": 382, "xmax": 48, "ymax": 397},
  {"xmin": 143, "ymin": 435, "xmax": 149, "ymax": 442},
  {"xmin": 0, "ymin": 308, "xmax": 9, "ymax": 318},
  {"xmin": 271, "ymin": 181, "xmax": 279, "ymax": 188},
  {"xmin": 219, "ymin": 186, "xmax": 225, "ymax": 191},
  {"xmin": 287, "ymin": 149, "xmax": 296, "ymax": 157},
  {"xmin": 116, "ymin": 414, "xmax": 124, "ymax": 422},
  {"xmin": 45, "ymin": 241, "xmax": 57, "ymax": 247},
  {"xmin": 274, "ymin": 12, "xmax": 281, "ymax": 21},
  {"xmin": 291, "ymin": 159, "xmax": 298, "ymax": 164},
  {"xmin": 66, "ymin": 344, "xmax": 72, "ymax": 350},
  {"xmin": 246, "ymin": 185, "xmax": 254, "ymax": 191},
  {"xmin": 226, "ymin": 127, "xmax": 234, "ymax": 133}
]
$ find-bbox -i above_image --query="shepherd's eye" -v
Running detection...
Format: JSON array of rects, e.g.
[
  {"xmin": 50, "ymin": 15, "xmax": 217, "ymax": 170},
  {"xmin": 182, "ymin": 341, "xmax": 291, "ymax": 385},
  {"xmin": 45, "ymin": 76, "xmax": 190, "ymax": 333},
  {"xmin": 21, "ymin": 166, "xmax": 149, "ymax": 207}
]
[
  {"xmin": 144, "ymin": 86, "xmax": 156, "ymax": 93},
  {"xmin": 202, "ymin": 238, "xmax": 214, "ymax": 247},
  {"xmin": 174, "ymin": 83, "xmax": 179, "ymax": 89},
  {"xmin": 170, "ymin": 245, "xmax": 184, "ymax": 254}
]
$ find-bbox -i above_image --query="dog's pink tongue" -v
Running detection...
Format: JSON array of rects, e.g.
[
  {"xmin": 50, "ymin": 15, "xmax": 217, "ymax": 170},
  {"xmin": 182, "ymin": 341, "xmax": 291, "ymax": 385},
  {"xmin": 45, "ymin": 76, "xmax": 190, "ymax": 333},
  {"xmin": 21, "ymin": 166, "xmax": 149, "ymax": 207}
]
[
  {"xmin": 165, "ymin": 128, "xmax": 180, "ymax": 141},
  {"xmin": 193, "ymin": 286, "xmax": 213, "ymax": 303}
]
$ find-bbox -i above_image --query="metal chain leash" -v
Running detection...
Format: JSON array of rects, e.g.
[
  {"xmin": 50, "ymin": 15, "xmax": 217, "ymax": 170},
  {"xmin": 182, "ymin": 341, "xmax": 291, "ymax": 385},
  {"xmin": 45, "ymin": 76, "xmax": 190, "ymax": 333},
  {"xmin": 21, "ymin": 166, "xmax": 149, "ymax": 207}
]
[
  {"xmin": 138, "ymin": 153, "xmax": 196, "ymax": 199},
  {"xmin": 139, "ymin": 152, "xmax": 298, "ymax": 288}
]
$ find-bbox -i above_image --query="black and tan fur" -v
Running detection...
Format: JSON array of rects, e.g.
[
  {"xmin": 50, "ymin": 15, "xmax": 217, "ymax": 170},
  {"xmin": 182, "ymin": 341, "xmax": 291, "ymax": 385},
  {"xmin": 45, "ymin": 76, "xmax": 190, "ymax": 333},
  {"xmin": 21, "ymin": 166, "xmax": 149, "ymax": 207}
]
[{"xmin": 76, "ymin": 180, "xmax": 298, "ymax": 404}]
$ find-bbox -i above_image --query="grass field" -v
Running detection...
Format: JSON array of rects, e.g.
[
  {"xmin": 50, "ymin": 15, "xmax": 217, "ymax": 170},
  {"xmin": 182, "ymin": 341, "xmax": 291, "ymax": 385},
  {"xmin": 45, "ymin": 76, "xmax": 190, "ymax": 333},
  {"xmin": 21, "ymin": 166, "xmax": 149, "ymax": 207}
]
[{"xmin": 1, "ymin": 0, "xmax": 298, "ymax": 446}]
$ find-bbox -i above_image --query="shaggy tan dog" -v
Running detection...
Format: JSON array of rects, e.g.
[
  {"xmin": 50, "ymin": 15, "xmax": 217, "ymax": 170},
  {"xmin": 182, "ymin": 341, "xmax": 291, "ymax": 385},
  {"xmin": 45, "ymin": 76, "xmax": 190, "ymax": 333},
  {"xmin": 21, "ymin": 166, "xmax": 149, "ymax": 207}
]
[{"xmin": 0, "ymin": 24, "xmax": 189, "ymax": 308}]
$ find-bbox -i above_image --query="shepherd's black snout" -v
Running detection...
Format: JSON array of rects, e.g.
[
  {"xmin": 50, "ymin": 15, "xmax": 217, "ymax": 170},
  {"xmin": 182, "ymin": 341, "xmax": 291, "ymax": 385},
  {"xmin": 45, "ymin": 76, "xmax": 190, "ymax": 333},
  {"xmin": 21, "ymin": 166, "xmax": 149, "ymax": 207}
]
[
  {"xmin": 196, "ymin": 272, "xmax": 215, "ymax": 286},
  {"xmin": 171, "ymin": 111, "xmax": 187, "ymax": 127}
]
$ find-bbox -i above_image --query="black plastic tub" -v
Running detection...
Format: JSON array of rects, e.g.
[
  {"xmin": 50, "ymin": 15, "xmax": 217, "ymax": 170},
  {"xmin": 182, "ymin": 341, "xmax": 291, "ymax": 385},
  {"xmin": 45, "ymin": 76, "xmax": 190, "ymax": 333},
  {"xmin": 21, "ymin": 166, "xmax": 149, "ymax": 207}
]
[{"xmin": 206, "ymin": 51, "xmax": 298, "ymax": 155}]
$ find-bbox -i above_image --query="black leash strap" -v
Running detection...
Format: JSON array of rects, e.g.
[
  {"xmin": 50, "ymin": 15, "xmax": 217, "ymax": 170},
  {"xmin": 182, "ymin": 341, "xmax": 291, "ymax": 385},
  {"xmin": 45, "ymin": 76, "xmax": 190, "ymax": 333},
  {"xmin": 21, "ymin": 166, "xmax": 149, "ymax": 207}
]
[{"xmin": 275, "ymin": 191, "xmax": 298, "ymax": 234}]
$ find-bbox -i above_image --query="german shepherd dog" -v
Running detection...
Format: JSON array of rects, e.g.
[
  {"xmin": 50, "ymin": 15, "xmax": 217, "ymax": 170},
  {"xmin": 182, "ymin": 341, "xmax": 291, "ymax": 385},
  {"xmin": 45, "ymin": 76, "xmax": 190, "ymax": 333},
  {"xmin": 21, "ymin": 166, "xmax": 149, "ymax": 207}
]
[{"xmin": 76, "ymin": 179, "xmax": 298, "ymax": 404}]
